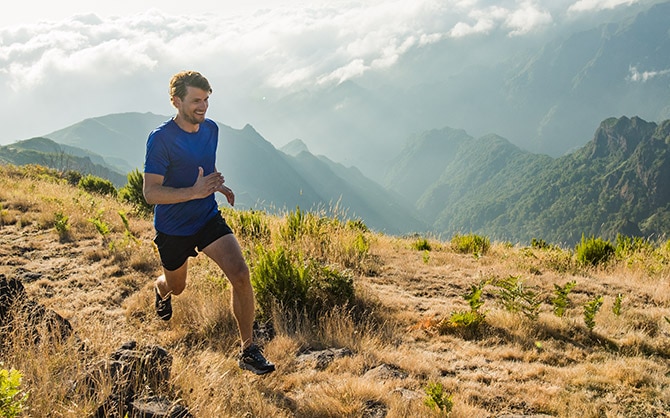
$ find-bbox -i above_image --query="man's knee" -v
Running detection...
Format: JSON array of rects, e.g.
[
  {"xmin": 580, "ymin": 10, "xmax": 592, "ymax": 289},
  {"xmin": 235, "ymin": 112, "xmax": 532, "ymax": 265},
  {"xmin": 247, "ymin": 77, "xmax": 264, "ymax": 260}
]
[{"xmin": 227, "ymin": 263, "xmax": 251, "ymax": 287}]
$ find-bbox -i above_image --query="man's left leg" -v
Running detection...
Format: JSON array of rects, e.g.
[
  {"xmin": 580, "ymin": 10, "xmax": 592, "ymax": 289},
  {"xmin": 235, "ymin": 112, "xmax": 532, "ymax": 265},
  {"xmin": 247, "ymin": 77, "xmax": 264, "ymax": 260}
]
[{"xmin": 203, "ymin": 234, "xmax": 275, "ymax": 374}]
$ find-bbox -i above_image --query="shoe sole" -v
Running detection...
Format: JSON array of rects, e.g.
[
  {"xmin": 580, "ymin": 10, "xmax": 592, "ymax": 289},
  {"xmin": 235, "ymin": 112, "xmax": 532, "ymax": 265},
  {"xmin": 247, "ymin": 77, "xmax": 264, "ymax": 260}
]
[{"xmin": 238, "ymin": 361, "xmax": 276, "ymax": 375}]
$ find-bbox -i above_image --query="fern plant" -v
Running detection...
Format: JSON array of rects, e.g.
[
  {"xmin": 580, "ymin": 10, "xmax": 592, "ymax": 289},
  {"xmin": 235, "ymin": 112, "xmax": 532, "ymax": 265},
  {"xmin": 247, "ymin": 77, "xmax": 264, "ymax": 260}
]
[{"xmin": 493, "ymin": 275, "xmax": 541, "ymax": 321}]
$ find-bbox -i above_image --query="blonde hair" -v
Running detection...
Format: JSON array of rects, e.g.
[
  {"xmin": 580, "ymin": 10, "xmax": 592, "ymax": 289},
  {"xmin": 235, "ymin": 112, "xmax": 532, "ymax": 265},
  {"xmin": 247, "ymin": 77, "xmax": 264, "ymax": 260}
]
[{"xmin": 169, "ymin": 71, "xmax": 212, "ymax": 100}]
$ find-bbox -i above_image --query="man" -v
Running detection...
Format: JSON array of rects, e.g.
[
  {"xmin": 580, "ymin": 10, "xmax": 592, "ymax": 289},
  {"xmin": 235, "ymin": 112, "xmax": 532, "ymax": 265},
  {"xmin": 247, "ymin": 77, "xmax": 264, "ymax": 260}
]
[{"xmin": 143, "ymin": 70, "xmax": 275, "ymax": 375}]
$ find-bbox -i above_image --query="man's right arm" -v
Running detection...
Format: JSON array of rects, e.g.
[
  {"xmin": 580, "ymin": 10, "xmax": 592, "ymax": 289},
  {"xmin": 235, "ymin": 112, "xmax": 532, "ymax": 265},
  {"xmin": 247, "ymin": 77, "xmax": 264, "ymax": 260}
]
[{"xmin": 143, "ymin": 168, "xmax": 224, "ymax": 205}]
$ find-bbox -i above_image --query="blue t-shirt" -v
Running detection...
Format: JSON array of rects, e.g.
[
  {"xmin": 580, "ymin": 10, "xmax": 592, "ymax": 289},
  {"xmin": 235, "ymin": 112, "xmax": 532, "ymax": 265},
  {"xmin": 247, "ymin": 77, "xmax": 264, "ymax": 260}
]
[{"xmin": 144, "ymin": 118, "xmax": 220, "ymax": 236}]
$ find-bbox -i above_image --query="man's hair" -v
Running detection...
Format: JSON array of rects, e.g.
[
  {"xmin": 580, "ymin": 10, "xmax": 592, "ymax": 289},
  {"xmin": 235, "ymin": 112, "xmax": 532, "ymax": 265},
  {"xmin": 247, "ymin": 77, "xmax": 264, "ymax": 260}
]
[{"xmin": 169, "ymin": 71, "xmax": 212, "ymax": 100}]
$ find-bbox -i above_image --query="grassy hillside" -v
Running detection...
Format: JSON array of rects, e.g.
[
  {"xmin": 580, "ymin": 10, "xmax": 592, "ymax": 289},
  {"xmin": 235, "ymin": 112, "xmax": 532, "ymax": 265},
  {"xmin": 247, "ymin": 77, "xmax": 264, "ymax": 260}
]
[{"xmin": 0, "ymin": 163, "xmax": 669, "ymax": 417}]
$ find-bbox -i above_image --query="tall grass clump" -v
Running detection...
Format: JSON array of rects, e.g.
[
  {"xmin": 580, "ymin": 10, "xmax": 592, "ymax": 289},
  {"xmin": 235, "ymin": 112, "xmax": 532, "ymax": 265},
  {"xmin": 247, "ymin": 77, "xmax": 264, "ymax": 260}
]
[
  {"xmin": 575, "ymin": 234, "xmax": 614, "ymax": 267},
  {"xmin": 277, "ymin": 206, "xmax": 371, "ymax": 272},
  {"xmin": 224, "ymin": 208, "xmax": 271, "ymax": 244},
  {"xmin": 451, "ymin": 233, "xmax": 490, "ymax": 256}
]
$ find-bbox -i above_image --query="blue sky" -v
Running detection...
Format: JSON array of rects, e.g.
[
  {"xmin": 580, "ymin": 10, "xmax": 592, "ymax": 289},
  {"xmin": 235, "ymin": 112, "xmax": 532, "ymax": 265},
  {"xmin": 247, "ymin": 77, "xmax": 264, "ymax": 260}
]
[{"xmin": 0, "ymin": 0, "xmax": 654, "ymax": 144}]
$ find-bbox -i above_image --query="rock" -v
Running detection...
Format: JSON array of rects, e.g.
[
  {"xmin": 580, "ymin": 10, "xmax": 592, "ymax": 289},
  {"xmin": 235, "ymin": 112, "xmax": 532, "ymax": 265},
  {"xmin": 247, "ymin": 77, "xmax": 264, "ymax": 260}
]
[
  {"xmin": 363, "ymin": 363, "xmax": 408, "ymax": 380},
  {"xmin": 0, "ymin": 273, "xmax": 72, "ymax": 344},
  {"xmin": 296, "ymin": 347, "xmax": 353, "ymax": 370},
  {"xmin": 89, "ymin": 342, "xmax": 190, "ymax": 418}
]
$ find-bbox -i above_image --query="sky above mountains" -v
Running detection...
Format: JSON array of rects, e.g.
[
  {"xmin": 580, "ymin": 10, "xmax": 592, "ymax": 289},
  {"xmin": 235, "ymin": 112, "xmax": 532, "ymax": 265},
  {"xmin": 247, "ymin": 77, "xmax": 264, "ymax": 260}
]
[{"xmin": 0, "ymin": 0, "xmax": 660, "ymax": 150}]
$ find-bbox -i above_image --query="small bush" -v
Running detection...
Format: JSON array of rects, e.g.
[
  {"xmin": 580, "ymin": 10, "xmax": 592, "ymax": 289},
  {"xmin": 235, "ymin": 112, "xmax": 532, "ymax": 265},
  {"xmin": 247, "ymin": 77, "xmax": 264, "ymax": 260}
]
[
  {"xmin": 575, "ymin": 235, "xmax": 614, "ymax": 266},
  {"xmin": 612, "ymin": 293, "xmax": 623, "ymax": 316},
  {"xmin": 118, "ymin": 168, "xmax": 153, "ymax": 216},
  {"xmin": 88, "ymin": 210, "xmax": 111, "ymax": 237},
  {"xmin": 531, "ymin": 238, "xmax": 551, "ymax": 249},
  {"xmin": 250, "ymin": 246, "xmax": 355, "ymax": 322},
  {"xmin": 78, "ymin": 174, "xmax": 117, "ymax": 197},
  {"xmin": 451, "ymin": 233, "xmax": 490, "ymax": 256},
  {"xmin": 412, "ymin": 237, "xmax": 431, "ymax": 251},
  {"xmin": 584, "ymin": 295, "xmax": 604, "ymax": 330},
  {"xmin": 424, "ymin": 382, "xmax": 453, "ymax": 414},
  {"xmin": 53, "ymin": 211, "xmax": 70, "ymax": 240},
  {"xmin": 493, "ymin": 275, "xmax": 541, "ymax": 321},
  {"xmin": 0, "ymin": 365, "xmax": 28, "ymax": 418},
  {"xmin": 551, "ymin": 280, "xmax": 577, "ymax": 317}
]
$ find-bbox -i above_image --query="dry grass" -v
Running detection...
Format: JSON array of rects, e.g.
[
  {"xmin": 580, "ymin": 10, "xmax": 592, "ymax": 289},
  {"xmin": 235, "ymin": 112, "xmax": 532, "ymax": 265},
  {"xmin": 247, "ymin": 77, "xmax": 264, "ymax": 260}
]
[{"xmin": 1, "ymin": 163, "xmax": 669, "ymax": 417}]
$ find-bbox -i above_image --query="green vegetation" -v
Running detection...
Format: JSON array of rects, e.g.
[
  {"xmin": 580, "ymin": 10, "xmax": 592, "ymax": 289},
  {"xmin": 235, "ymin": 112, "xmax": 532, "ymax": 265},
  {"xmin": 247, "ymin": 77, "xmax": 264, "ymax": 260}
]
[
  {"xmin": 118, "ymin": 168, "xmax": 153, "ymax": 216},
  {"xmin": 492, "ymin": 275, "xmax": 541, "ymax": 320},
  {"xmin": 78, "ymin": 174, "xmax": 118, "ymax": 197},
  {"xmin": 0, "ymin": 365, "xmax": 27, "ymax": 418},
  {"xmin": 424, "ymin": 381, "xmax": 453, "ymax": 415},
  {"xmin": 584, "ymin": 295, "xmax": 604, "ymax": 330},
  {"xmin": 575, "ymin": 235, "xmax": 615, "ymax": 266},
  {"xmin": 450, "ymin": 233, "xmax": 490, "ymax": 256},
  {"xmin": 250, "ymin": 246, "xmax": 355, "ymax": 322},
  {"xmin": 53, "ymin": 211, "xmax": 70, "ymax": 240},
  {"xmin": 412, "ymin": 237, "xmax": 431, "ymax": 251},
  {"xmin": 551, "ymin": 280, "xmax": 577, "ymax": 317}
]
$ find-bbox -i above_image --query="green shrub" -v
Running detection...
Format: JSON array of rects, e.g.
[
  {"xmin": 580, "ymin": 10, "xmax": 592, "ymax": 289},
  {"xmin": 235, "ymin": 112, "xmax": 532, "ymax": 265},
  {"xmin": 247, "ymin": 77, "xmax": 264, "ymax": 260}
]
[
  {"xmin": 118, "ymin": 168, "xmax": 153, "ymax": 216},
  {"xmin": 531, "ymin": 238, "xmax": 550, "ymax": 249},
  {"xmin": 88, "ymin": 210, "xmax": 111, "ymax": 237},
  {"xmin": 584, "ymin": 295, "xmax": 604, "ymax": 330},
  {"xmin": 54, "ymin": 211, "xmax": 70, "ymax": 240},
  {"xmin": 612, "ymin": 293, "xmax": 623, "ymax": 316},
  {"xmin": 78, "ymin": 174, "xmax": 117, "ymax": 197},
  {"xmin": 412, "ymin": 237, "xmax": 431, "ymax": 251},
  {"xmin": 493, "ymin": 275, "xmax": 541, "ymax": 321},
  {"xmin": 424, "ymin": 382, "xmax": 453, "ymax": 414},
  {"xmin": 451, "ymin": 233, "xmax": 490, "ymax": 256},
  {"xmin": 250, "ymin": 246, "xmax": 355, "ymax": 322},
  {"xmin": 575, "ymin": 235, "xmax": 614, "ymax": 266},
  {"xmin": 442, "ymin": 280, "xmax": 488, "ymax": 333},
  {"xmin": 0, "ymin": 365, "xmax": 28, "ymax": 418},
  {"xmin": 551, "ymin": 280, "xmax": 576, "ymax": 317},
  {"xmin": 62, "ymin": 170, "xmax": 82, "ymax": 186},
  {"xmin": 614, "ymin": 234, "xmax": 653, "ymax": 258}
]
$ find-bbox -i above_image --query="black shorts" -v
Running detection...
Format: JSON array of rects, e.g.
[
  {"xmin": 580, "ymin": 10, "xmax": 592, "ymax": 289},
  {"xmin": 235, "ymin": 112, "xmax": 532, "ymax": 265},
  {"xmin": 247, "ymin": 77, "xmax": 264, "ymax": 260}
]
[{"xmin": 153, "ymin": 212, "xmax": 233, "ymax": 271}]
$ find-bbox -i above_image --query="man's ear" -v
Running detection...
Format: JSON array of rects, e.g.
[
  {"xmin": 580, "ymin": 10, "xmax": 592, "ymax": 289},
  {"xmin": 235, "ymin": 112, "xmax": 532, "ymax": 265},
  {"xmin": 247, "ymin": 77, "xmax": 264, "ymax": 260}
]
[{"xmin": 170, "ymin": 95, "xmax": 180, "ymax": 108}]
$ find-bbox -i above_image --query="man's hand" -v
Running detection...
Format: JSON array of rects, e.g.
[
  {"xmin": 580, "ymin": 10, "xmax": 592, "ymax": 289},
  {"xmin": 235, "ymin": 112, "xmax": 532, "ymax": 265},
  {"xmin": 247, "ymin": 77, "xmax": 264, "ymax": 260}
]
[
  {"xmin": 192, "ymin": 167, "xmax": 225, "ymax": 199},
  {"xmin": 193, "ymin": 166, "xmax": 235, "ymax": 206},
  {"xmin": 220, "ymin": 185, "xmax": 235, "ymax": 206}
]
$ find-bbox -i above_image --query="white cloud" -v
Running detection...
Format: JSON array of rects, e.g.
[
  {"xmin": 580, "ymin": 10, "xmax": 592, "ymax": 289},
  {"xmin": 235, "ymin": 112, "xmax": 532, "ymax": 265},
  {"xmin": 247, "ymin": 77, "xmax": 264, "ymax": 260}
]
[
  {"xmin": 505, "ymin": 2, "xmax": 553, "ymax": 36},
  {"xmin": 628, "ymin": 65, "xmax": 670, "ymax": 82},
  {"xmin": 0, "ymin": 0, "xmax": 648, "ymax": 142},
  {"xmin": 568, "ymin": 0, "xmax": 639, "ymax": 13}
]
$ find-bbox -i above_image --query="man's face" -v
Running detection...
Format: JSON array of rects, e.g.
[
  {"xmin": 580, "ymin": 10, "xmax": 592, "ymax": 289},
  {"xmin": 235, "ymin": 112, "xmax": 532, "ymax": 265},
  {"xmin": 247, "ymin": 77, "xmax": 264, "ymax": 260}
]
[{"xmin": 172, "ymin": 86, "xmax": 209, "ymax": 125}]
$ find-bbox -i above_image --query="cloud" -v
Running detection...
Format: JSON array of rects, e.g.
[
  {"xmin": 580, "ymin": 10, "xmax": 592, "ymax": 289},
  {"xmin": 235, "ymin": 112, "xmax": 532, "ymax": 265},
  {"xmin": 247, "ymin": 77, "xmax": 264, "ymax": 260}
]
[
  {"xmin": 0, "ymin": 0, "xmax": 645, "ymax": 142},
  {"xmin": 627, "ymin": 65, "xmax": 670, "ymax": 82},
  {"xmin": 568, "ymin": 0, "xmax": 639, "ymax": 13}
]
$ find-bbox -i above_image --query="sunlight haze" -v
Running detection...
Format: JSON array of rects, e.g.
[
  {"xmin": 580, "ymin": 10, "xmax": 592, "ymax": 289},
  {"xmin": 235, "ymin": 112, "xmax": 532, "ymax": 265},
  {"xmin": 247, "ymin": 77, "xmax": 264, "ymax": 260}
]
[{"xmin": 1, "ymin": 0, "xmax": 665, "ymax": 172}]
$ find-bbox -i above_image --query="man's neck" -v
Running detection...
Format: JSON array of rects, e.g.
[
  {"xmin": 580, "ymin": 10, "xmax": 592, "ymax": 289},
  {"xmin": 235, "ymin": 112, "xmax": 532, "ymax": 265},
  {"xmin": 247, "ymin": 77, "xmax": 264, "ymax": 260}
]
[{"xmin": 173, "ymin": 115, "xmax": 200, "ymax": 133}]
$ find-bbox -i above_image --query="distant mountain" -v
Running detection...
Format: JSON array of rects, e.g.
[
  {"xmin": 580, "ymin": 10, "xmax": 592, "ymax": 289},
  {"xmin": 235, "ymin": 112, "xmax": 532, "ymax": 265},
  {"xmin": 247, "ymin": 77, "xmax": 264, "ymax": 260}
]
[
  {"xmin": 0, "ymin": 137, "xmax": 127, "ymax": 186},
  {"xmin": 389, "ymin": 116, "xmax": 670, "ymax": 245},
  {"xmin": 247, "ymin": 1, "xmax": 670, "ymax": 181},
  {"xmin": 36, "ymin": 113, "xmax": 427, "ymax": 235},
  {"xmin": 45, "ymin": 112, "xmax": 169, "ymax": 172}
]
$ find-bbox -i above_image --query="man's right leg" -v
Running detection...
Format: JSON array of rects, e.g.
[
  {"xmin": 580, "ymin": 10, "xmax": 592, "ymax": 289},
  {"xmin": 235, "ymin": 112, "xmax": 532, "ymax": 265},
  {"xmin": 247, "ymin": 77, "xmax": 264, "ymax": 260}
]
[{"xmin": 155, "ymin": 261, "xmax": 188, "ymax": 320}]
